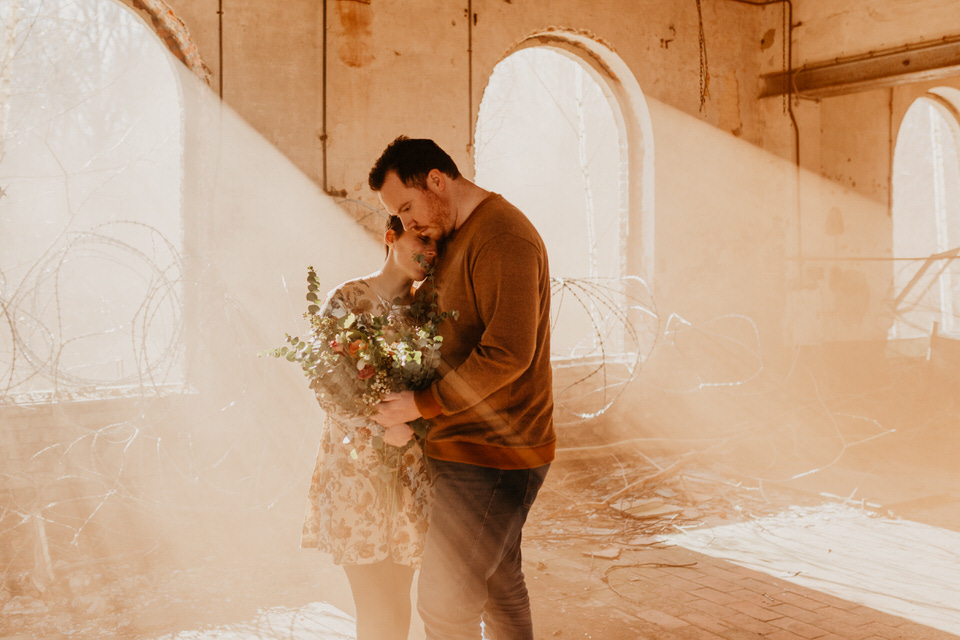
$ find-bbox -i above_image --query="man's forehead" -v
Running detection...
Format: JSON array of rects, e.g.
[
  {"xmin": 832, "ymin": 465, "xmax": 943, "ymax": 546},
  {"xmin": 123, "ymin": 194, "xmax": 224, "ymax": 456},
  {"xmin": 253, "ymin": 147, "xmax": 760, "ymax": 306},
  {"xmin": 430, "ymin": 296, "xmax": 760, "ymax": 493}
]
[
  {"xmin": 378, "ymin": 172, "xmax": 412, "ymax": 212},
  {"xmin": 380, "ymin": 171, "xmax": 417, "ymax": 207}
]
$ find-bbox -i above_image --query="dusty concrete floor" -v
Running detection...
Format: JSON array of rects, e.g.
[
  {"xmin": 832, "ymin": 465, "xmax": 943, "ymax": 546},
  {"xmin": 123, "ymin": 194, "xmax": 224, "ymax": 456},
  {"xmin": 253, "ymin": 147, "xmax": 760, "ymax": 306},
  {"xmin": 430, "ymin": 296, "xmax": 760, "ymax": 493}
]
[
  {"xmin": 2, "ymin": 357, "xmax": 958, "ymax": 639},
  {"xmin": 2, "ymin": 430, "xmax": 956, "ymax": 640},
  {"xmin": 0, "ymin": 448, "xmax": 800, "ymax": 638}
]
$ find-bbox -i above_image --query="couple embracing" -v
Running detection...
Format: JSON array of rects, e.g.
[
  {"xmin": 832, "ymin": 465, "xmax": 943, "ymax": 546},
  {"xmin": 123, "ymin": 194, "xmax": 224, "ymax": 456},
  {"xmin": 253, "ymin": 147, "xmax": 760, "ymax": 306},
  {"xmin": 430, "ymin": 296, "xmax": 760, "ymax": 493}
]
[{"xmin": 299, "ymin": 136, "xmax": 555, "ymax": 640}]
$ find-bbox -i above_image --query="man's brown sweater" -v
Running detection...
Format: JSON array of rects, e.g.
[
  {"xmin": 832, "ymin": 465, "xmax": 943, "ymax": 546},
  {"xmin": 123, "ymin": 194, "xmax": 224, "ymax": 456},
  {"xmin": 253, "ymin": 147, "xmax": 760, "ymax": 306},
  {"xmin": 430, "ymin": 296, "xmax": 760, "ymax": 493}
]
[{"xmin": 414, "ymin": 194, "xmax": 556, "ymax": 469}]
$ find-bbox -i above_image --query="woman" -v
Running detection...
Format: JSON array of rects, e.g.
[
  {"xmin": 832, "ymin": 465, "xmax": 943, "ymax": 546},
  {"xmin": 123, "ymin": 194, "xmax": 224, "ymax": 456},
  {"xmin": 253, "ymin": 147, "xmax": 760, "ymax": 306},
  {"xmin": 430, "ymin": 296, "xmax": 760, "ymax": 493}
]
[{"xmin": 300, "ymin": 215, "xmax": 437, "ymax": 640}]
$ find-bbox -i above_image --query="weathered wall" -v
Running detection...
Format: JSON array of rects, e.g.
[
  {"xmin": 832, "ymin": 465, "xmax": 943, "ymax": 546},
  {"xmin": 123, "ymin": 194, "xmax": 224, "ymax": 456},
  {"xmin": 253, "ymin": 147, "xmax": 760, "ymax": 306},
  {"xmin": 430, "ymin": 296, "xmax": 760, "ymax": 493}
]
[
  {"xmin": 785, "ymin": 2, "xmax": 960, "ymax": 353},
  {"xmin": 115, "ymin": 0, "xmax": 960, "ymax": 437},
  {"xmin": 130, "ymin": 0, "xmax": 808, "ymax": 362}
]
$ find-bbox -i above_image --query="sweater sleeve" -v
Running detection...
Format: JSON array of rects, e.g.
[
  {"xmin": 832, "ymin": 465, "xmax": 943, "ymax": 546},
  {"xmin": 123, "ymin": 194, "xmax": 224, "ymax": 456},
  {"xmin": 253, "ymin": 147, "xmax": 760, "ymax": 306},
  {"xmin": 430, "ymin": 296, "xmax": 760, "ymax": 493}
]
[{"xmin": 431, "ymin": 232, "xmax": 545, "ymax": 415}]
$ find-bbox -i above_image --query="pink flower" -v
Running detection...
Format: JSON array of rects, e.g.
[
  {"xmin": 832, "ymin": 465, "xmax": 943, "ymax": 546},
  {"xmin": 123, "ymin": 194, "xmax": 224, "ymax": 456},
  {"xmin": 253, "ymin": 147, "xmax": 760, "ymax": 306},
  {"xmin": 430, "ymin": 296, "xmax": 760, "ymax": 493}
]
[
  {"xmin": 330, "ymin": 339, "xmax": 344, "ymax": 353},
  {"xmin": 357, "ymin": 364, "xmax": 375, "ymax": 380}
]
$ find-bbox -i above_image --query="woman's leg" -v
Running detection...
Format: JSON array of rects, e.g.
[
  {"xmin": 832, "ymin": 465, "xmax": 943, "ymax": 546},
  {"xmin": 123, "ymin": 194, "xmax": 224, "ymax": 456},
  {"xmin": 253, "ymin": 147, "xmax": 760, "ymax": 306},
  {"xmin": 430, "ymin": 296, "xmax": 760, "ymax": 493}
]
[{"xmin": 343, "ymin": 560, "xmax": 416, "ymax": 640}]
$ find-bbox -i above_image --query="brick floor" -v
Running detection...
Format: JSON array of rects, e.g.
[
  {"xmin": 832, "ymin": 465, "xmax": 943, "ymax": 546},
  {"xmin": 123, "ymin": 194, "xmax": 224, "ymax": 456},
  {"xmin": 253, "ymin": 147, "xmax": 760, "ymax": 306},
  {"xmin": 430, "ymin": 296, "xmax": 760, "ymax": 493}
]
[{"xmin": 527, "ymin": 543, "xmax": 960, "ymax": 640}]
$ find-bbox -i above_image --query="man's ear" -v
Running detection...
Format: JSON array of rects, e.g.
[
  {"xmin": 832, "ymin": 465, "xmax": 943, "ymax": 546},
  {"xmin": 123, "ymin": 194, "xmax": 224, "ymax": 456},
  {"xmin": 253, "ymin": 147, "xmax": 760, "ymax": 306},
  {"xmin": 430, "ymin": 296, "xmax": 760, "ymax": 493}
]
[{"xmin": 426, "ymin": 168, "xmax": 446, "ymax": 194}]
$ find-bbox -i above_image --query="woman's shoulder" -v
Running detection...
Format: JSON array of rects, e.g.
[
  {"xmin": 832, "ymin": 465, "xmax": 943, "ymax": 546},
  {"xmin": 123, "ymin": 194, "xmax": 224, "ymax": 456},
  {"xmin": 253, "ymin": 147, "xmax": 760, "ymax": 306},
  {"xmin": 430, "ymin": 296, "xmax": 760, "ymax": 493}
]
[{"xmin": 321, "ymin": 277, "xmax": 381, "ymax": 316}]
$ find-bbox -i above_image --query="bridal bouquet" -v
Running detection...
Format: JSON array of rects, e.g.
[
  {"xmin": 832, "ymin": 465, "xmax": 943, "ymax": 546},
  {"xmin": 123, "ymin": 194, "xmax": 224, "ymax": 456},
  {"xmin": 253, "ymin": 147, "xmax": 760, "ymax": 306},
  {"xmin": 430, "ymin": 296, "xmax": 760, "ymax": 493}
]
[{"xmin": 265, "ymin": 266, "xmax": 452, "ymax": 441}]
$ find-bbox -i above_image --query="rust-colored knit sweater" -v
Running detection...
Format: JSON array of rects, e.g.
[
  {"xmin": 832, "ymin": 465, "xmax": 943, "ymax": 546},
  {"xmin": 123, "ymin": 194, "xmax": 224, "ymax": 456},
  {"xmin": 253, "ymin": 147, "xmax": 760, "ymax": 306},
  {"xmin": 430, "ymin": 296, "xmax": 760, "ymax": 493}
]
[{"xmin": 414, "ymin": 194, "xmax": 555, "ymax": 469}]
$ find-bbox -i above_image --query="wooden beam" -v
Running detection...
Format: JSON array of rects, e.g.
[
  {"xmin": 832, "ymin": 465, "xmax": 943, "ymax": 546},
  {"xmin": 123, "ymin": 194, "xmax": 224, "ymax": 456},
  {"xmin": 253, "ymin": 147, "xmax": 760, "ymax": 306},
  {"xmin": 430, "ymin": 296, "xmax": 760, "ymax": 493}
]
[{"xmin": 762, "ymin": 39, "xmax": 960, "ymax": 99}]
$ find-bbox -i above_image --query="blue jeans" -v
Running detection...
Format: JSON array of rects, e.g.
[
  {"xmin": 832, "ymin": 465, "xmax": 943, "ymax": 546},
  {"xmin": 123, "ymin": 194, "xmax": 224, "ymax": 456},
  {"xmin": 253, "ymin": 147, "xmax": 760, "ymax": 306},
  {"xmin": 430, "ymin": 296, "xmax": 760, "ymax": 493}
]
[{"xmin": 417, "ymin": 458, "xmax": 550, "ymax": 640}]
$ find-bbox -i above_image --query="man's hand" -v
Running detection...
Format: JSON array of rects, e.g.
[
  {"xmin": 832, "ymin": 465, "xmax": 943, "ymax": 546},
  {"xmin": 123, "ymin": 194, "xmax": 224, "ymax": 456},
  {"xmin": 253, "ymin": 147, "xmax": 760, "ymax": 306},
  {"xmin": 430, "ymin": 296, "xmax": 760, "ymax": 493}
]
[
  {"xmin": 382, "ymin": 423, "xmax": 415, "ymax": 447},
  {"xmin": 372, "ymin": 390, "xmax": 421, "ymax": 426}
]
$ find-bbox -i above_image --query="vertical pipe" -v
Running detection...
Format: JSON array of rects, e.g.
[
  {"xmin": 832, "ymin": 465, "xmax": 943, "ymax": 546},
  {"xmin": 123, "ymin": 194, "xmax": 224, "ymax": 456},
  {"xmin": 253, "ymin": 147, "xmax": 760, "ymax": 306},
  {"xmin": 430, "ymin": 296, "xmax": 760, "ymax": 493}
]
[
  {"xmin": 217, "ymin": 0, "xmax": 223, "ymax": 98},
  {"xmin": 322, "ymin": 0, "xmax": 328, "ymax": 192},
  {"xmin": 726, "ymin": 0, "xmax": 801, "ymax": 261},
  {"xmin": 467, "ymin": 0, "xmax": 473, "ymax": 156}
]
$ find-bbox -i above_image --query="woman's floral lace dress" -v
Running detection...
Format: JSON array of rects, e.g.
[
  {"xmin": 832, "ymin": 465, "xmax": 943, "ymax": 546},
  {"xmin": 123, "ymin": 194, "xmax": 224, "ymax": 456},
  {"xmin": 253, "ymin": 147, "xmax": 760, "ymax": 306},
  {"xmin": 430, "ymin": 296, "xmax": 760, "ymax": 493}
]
[{"xmin": 300, "ymin": 279, "xmax": 431, "ymax": 567}]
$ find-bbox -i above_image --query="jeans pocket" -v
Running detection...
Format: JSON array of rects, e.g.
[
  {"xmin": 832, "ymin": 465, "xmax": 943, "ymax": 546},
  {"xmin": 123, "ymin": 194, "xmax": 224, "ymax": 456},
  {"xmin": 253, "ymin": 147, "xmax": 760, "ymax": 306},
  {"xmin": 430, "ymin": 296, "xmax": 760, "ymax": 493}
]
[{"xmin": 522, "ymin": 464, "xmax": 550, "ymax": 509}]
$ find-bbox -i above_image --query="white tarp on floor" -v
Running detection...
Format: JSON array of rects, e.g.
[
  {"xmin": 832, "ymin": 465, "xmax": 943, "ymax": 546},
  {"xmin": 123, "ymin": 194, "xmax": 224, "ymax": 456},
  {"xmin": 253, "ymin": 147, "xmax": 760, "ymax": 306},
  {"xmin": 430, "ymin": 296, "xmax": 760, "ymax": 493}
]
[{"xmin": 664, "ymin": 503, "xmax": 960, "ymax": 635}]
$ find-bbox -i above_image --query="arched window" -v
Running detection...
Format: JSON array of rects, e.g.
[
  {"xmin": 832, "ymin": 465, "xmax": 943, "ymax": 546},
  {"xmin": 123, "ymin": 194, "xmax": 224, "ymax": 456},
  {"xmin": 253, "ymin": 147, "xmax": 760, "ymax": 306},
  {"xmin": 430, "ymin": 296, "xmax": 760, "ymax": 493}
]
[
  {"xmin": 891, "ymin": 89, "xmax": 960, "ymax": 340},
  {"xmin": 0, "ymin": 0, "xmax": 184, "ymax": 402},
  {"xmin": 476, "ymin": 47, "xmax": 625, "ymax": 284},
  {"xmin": 475, "ymin": 45, "xmax": 640, "ymax": 362},
  {"xmin": 474, "ymin": 36, "xmax": 656, "ymax": 424}
]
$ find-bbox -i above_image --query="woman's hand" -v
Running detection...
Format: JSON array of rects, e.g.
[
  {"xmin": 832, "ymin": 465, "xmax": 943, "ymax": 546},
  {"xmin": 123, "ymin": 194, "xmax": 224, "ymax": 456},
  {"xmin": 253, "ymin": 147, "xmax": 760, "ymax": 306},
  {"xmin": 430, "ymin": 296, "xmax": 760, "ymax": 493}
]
[{"xmin": 382, "ymin": 423, "xmax": 415, "ymax": 447}]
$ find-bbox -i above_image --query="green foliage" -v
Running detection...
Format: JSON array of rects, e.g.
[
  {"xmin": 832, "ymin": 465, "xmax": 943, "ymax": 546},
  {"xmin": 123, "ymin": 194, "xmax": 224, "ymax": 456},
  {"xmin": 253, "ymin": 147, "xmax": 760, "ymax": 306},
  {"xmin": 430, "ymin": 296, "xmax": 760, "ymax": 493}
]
[{"xmin": 260, "ymin": 265, "xmax": 453, "ymax": 424}]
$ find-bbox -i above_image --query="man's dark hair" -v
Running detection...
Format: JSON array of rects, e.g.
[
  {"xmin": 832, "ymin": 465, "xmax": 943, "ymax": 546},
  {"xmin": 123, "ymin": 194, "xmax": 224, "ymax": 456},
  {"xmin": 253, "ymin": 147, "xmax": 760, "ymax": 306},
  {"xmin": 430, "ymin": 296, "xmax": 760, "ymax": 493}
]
[{"xmin": 368, "ymin": 136, "xmax": 461, "ymax": 191}]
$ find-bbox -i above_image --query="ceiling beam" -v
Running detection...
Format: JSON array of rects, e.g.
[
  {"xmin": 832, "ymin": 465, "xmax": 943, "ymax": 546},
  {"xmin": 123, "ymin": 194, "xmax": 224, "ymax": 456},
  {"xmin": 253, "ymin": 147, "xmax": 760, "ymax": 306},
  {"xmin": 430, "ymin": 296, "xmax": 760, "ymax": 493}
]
[{"xmin": 762, "ymin": 38, "xmax": 960, "ymax": 99}]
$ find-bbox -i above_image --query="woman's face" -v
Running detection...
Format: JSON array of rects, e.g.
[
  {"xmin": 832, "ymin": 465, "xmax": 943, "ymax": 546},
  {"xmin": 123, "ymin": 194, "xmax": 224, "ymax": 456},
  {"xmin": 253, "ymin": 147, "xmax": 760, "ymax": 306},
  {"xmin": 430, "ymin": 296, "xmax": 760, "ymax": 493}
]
[{"xmin": 390, "ymin": 229, "xmax": 437, "ymax": 281}]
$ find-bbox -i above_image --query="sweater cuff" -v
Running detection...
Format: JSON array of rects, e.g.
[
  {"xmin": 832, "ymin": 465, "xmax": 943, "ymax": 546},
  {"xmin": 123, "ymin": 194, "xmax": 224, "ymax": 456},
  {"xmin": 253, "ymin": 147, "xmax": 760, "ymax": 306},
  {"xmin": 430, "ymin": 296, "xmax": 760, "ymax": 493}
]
[{"xmin": 414, "ymin": 387, "xmax": 444, "ymax": 419}]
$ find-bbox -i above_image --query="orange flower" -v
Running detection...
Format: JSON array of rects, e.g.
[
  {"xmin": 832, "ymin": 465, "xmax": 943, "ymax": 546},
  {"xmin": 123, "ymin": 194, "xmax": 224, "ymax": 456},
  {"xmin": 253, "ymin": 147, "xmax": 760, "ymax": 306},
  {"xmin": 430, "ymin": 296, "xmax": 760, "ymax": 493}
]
[{"xmin": 348, "ymin": 339, "xmax": 363, "ymax": 357}]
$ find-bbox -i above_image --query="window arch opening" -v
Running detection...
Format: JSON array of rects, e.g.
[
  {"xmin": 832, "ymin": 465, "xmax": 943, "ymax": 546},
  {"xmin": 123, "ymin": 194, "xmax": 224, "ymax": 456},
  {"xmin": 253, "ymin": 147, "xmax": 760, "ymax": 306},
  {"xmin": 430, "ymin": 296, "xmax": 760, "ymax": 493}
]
[
  {"xmin": 475, "ymin": 46, "xmax": 630, "ymax": 359},
  {"xmin": 474, "ymin": 39, "xmax": 657, "ymax": 424},
  {"xmin": 0, "ymin": 0, "xmax": 184, "ymax": 403},
  {"xmin": 890, "ymin": 89, "xmax": 960, "ymax": 341}
]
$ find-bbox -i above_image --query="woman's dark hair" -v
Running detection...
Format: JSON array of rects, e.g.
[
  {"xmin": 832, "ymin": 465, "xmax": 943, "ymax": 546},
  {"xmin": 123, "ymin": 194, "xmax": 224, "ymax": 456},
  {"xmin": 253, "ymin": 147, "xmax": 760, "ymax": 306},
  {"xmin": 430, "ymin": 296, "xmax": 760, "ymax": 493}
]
[
  {"xmin": 385, "ymin": 214, "xmax": 405, "ymax": 235},
  {"xmin": 384, "ymin": 214, "xmax": 405, "ymax": 256},
  {"xmin": 368, "ymin": 136, "xmax": 460, "ymax": 191}
]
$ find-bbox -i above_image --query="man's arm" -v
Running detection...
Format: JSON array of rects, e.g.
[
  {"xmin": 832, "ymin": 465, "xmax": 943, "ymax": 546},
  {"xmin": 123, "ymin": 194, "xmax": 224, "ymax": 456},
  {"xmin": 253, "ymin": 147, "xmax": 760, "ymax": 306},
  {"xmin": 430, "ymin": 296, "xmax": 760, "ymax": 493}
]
[
  {"xmin": 430, "ymin": 233, "xmax": 545, "ymax": 415},
  {"xmin": 373, "ymin": 231, "xmax": 546, "ymax": 424}
]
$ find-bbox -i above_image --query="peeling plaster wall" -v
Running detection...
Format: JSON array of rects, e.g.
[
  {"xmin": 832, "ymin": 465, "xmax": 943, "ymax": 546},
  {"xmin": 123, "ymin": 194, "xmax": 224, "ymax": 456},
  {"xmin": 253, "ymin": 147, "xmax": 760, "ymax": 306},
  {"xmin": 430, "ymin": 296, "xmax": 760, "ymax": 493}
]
[
  {"xmin": 67, "ymin": 0, "xmax": 960, "ymax": 449},
  {"xmin": 140, "ymin": 0, "xmax": 960, "ymax": 420},
  {"xmin": 140, "ymin": 0, "xmax": 801, "ymax": 349}
]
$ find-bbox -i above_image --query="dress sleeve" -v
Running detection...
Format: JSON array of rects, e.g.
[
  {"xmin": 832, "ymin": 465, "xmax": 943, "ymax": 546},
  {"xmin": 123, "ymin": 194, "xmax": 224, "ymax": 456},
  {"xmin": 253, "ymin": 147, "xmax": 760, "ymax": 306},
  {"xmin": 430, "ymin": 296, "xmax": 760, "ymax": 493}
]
[{"xmin": 318, "ymin": 286, "xmax": 347, "ymax": 319}]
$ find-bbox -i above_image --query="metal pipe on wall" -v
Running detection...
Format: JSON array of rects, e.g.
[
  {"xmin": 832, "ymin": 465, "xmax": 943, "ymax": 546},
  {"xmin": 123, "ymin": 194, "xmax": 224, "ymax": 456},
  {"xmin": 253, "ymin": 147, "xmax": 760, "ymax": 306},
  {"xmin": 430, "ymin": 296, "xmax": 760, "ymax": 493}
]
[
  {"xmin": 322, "ymin": 0, "xmax": 328, "ymax": 193},
  {"xmin": 467, "ymin": 0, "xmax": 474, "ymax": 157},
  {"xmin": 217, "ymin": 0, "xmax": 223, "ymax": 98},
  {"xmin": 726, "ymin": 0, "xmax": 802, "ymax": 267}
]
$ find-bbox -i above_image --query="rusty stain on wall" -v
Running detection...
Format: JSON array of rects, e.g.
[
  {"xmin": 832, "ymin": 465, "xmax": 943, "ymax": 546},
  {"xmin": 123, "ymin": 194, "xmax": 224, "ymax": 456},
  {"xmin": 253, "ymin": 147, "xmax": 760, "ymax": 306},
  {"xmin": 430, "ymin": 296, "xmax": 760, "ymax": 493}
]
[
  {"xmin": 337, "ymin": 0, "xmax": 375, "ymax": 68},
  {"xmin": 131, "ymin": 0, "xmax": 212, "ymax": 83},
  {"xmin": 760, "ymin": 28, "xmax": 777, "ymax": 51}
]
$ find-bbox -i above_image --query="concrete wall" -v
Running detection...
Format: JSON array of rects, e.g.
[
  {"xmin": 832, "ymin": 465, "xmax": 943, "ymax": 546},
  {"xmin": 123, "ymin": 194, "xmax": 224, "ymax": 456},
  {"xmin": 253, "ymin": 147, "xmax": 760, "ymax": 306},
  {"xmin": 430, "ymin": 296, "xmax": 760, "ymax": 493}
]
[
  {"xmin": 151, "ymin": 0, "xmax": 798, "ymax": 343},
  {"xmin": 99, "ymin": 0, "xmax": 960, "ymax": 462},
  {"xmin": 116, "ymin": 0, "xmax": 960, "ymax": 353}
]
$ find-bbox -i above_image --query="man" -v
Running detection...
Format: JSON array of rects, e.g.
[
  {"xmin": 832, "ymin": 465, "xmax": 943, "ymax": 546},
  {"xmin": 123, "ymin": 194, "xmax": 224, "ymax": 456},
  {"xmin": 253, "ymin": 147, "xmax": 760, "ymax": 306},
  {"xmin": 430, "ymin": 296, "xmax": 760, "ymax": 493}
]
[{"xmin": 368, "ymin": 136, "xmax": 555, "ymax": 640}]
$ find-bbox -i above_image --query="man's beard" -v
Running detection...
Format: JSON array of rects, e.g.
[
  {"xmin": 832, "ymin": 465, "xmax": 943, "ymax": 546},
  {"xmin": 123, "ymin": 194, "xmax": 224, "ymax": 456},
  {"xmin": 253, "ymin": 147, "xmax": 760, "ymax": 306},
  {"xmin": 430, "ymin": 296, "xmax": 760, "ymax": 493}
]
[{"xmin": 424, "ymin": 189, "xmax": 454, "ymax": 241}]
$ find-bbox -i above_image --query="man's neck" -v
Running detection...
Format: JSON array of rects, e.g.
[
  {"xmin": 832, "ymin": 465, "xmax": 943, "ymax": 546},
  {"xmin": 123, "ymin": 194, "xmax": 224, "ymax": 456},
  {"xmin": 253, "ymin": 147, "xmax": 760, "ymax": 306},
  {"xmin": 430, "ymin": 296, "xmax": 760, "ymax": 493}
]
[{"xmin": 452, "ymin": 179, "xmax": 492, "ymax": 231}]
